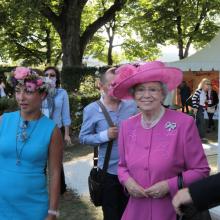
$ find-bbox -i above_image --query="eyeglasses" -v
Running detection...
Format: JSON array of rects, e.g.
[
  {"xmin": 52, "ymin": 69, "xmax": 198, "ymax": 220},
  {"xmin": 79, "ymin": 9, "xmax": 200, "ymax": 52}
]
[
  {"xmin": 134, "ymin": 87, "xmax": 162, "ymax": 96},
  {"xmin": 45, "ymin": 72, "xmax": 56, "ymax": 77}
]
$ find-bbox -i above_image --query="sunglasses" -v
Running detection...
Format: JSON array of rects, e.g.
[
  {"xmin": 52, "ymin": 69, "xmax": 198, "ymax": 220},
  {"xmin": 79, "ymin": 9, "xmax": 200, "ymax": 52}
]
[{"xmin": 45, "ymin": 72, "xmax": 56, "ymax": 77}]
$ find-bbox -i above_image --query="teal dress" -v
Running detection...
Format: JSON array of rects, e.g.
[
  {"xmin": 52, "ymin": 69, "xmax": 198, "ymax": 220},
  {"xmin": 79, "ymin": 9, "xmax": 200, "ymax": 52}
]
[{"xmin": 0, "ymin": 111, "xmax": 55, "ymax": 220}]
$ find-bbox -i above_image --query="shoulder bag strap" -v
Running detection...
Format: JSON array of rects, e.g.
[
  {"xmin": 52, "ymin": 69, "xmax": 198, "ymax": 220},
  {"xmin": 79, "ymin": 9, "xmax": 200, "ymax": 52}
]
[
  {"xmin": 94, "ymin": 100, "xmax": 114, "ymax": 173},
  {"xmin": 96, "ymin": 100, "xmax": 114, "ymax": 127},
  {"xmin": 177, "ymin": 173, "xmax": 184, "ymax": 189},
  {"xmin": 177, "ymin": 173, "xmax": 184, "ymax": 220}
]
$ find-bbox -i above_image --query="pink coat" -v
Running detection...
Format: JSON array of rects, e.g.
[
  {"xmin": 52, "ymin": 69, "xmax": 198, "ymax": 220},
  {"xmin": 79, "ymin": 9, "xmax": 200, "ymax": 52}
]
[{"xmin": 118, "ymin": 109, "xmax": 210, "ymax": 220}]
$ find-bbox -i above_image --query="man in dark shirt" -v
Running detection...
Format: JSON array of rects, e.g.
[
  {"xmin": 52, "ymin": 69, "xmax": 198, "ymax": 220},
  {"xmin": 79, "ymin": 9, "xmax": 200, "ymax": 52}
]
[{"xmin": 179, "ymin": 81, "xmax": 191, "ymax": 113}]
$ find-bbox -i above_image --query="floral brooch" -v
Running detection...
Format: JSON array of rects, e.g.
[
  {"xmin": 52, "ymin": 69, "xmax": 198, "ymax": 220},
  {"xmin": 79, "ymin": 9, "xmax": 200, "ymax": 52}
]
[{"xmin": 165, "ymin": 121, "xmax": 176, "ymax": 131}]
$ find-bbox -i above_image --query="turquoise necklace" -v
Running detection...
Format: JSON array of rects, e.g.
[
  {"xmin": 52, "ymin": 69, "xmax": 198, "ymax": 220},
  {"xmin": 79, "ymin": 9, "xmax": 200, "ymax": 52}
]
[{"xmin": 16, "ymin": 113, "xmax": 42, "ymax": 165}]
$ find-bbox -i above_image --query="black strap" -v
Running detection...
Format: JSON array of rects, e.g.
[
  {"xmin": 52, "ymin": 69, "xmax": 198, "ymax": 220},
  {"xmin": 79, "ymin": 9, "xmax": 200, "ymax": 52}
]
[
  {"xmin": 178, "ymin": 173, "xmax": 184, "ymax": 189},
  {"xmin": 177, "ymin": 173, "xmax": 184, "ymax": 220},
  {"xmin": 93, "ymin": 100, "xmax": 114, "ymax": 174},
  {"xmin": 96, "ymin": 100, "xmax": 114, "ymax": 127}
]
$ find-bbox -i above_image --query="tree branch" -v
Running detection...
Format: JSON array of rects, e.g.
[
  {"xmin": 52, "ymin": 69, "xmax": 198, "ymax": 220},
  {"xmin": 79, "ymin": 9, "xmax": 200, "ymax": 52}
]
[
  {"xmin": 54, "ymin": 51, "xmax": 62, "ymax": 66},
  {"xmin": 80, "ymin": 0, "xmax": 127, "ymax": 55},
  {"xmin": 13, "ymin": 41, "xmax": 44, "ymax": 63},
  {"xmin": 174, "ymin": 0, "xmax": 184, "ymax": 59},
  {"xmin": 77, "ymin": 0, "xmax": 89, "ymax": 8},
  {"xmin": 183, "ymin": 2, "xmax": 209, "ymax": 58},
  {"xmin": 39, "ymin": 3, "xmax": 62, "ymax": 34}
]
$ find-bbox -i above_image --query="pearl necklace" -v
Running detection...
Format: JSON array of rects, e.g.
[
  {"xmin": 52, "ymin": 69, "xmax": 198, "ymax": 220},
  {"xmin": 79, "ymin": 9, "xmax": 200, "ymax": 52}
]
[
  {"xmin": 16, "ymin": 113, "xmax": 42, "ymax": 165},
  {"xmin": 141, "ymin": 107, "xmax": 165, "ymax": 129}
]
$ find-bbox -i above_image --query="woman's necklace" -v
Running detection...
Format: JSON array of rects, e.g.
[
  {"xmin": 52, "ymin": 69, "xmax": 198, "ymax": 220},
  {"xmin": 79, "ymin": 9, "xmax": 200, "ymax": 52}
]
[
  {"xmin": 141, "ymin": 107, "xmax": 165, "ymax": 129},
  {"xmin": 16, "ymin": 114, "xmax": 42, "ymax": 165}
]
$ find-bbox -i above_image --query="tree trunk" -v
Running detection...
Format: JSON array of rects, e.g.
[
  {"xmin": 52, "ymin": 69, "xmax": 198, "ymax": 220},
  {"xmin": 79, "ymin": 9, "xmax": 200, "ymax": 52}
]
[
  {"xmin": 61, "ymin": 28, "xmax": 82, "ymax": 67},
  {"xmin": 174, "ymin": 1, "xmax": 184, "ymax": 60},
  {"xmin": 45, "ymin": 28, "xmax": 51, "ymax": 65},
  {"xmin": 106, "ymin": 20, "xmax": 116, "ymax": 66},
  {"xmin": 108, "ymin": 39, "xmax": 113, "ymax": 65},
  {"xmin": 40, "ymin": 0, "xmax": 126, "ymax": 67}
]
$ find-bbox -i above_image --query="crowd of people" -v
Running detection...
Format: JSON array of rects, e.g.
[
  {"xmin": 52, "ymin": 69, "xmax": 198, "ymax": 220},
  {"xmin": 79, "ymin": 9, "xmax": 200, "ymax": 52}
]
[
  {"xmin": 178, "ymin": 78, "xmax": 219, "ymax": 142},
  {"xmin": 0, "ymin": 62, "xmax": 219, "ymax": 220}
]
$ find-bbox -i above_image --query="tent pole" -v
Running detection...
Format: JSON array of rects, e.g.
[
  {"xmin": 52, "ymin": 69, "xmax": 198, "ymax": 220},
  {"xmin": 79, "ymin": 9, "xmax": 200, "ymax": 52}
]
[{"xmin": 218, "ymin": 72, "xmax": 220, "ymax": 171}]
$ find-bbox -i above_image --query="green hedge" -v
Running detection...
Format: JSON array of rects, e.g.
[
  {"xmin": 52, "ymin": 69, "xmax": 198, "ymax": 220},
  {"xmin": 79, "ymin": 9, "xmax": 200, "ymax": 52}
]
[
  {"xmin": 0, "ymin": 66, "xmax": 14, "ymax": 77},
  {"xmin": 0, "ymin": 97, "xmax": 18, "ymax": 115},
  {"xmin": 69, "ymin": 94, "xmax": 99, "ymax": 132},
  {"xmin": 61, "ymin": 65, "xmax": 110, "ymax": 91}
]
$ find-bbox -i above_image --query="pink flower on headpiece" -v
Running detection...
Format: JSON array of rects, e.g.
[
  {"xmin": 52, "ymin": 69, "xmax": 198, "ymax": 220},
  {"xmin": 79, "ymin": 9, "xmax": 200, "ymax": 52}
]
[
  {"xmin": 36, "ymin": 79, "xmax": 43, "ymax": 86},
  {"xmin": 108, "ymin": 64, "xmax": 137, "ymax": 97},
  {"xmin": 25, "ymin": 82, "xmax": 37, "ymax": 92},
  {"xmin": 110, "ymin": 64, "xmax": 137, "ymax": 88},
  {"xmin": 115, "ymin": 64, "xmax": 137, "ymax": 79},
  {"xmin": 14, "ymin": 67, "xmax": 30, "ymax": 80}
]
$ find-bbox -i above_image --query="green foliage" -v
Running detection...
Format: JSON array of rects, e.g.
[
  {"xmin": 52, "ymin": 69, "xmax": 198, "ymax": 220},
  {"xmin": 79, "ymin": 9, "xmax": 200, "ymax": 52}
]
[
  {"xmin": 69, "ymin": 94, "xmax": 99, "ymax": 132},
  {"xmin": 0, "ymin": 0, "xmax": 62, "ymax": 66},
  {"xmin": 0, "ymin": 97, "xmax": 18, "ymax": 115},
  {"xmin": 61, "ymin": 65, "xmax": 110, "ymax": 90},
  {"xmin": 136, "ymin": 0, "xmax": 220, "ymax": 58},
  {"xmin": 122, "ymin": 39, "xmax": 160, "ymax": 61},
  {"xmin": 61, "ymin": 66, "xmax": 98, "ymax": 92},
  {"xmin": 1, "ymin": 0, "xmax": 220, "ymax": 67},
  {"xmin": 0, "ymin": 66, "xmax": 14, "ymax": 76}
]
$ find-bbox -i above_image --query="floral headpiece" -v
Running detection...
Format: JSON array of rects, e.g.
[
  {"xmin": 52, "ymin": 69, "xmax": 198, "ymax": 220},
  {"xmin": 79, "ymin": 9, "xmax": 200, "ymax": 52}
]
[{"xmin": 10, "ymin": 67, "xmax": 48, "ymax": 92}]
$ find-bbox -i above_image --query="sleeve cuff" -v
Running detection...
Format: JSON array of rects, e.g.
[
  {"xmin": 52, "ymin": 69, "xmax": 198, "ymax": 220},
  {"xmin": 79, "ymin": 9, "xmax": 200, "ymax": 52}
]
[
  {"xmin": 120, "ymin": 175, "xmax": 130, "ymax": 186},
  {"xmin": 99, "ymin": 130, "xmax": 110, "ymax": 142}
]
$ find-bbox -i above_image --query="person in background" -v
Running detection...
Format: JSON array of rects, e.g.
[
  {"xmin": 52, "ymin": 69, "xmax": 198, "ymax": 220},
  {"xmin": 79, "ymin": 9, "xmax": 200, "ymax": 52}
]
[
  {"xmin": 110, "ymin": 61, "xmax": 210, "ymax": 220},
  {"xmin": 42, "ymin": 66, "xmax": 71, "ymax": 196},
  {"xmin": 178, "ymin": 81, "xmax": 191, "ymax": 113},
  {"xmin": 206, "ymin": 84, "xmax": 218, "ymax": 133},
  {"xmin": 172, "ymin": 172, "xmax": 220, "ymax": 215},
  {"xmin": 192, "ymin": 78, "xmax": 210, "ymax": 140},
  {"xmin": 79, "ymin": 67, "xmax": 137, "ymax": 220},
  {"xmin": 0, "ymin": 67, "xmax": 63, "ymax": 219},
  {"xmin": 0, "ymin": 76, "xmax": 6, "ymax": 97}
]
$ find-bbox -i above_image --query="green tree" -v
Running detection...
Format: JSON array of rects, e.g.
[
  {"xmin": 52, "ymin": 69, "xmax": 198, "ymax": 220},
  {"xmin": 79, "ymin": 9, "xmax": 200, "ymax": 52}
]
[
  {"xmin": 0, "ymin": 0, "xmax": 128, "ymax": 67},
  {"xmin": 84, "ymin": 1, "xmax": 160, "ymax": 65},
  {"xmin": 36, "ymin": 0, "xmax": 127, "ymax": 67},
  {"xmin": 138, "ymin": 0, "xmax": 220, "ymax": 59},
  {"xmin": 0, "ymin": 0, "xmax": 61, "ymax": 66}
]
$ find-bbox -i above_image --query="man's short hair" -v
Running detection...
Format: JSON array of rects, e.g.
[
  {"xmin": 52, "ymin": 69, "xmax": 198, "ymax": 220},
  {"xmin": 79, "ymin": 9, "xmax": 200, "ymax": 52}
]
[{"xmin": 100, "ymin": 67, "xmax": 117, "ymax": 83}]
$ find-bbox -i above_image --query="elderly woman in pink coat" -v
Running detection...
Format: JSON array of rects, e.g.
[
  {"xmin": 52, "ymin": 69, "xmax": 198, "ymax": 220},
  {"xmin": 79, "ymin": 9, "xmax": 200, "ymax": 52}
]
[{"xmin": 109, "ymin": 61, "xmax": 210, "ymax": 220}]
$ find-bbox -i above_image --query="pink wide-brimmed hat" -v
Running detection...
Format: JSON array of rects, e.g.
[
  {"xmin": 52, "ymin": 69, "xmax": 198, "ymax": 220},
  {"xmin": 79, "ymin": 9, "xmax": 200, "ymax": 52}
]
[{"xmin": 109, "ymin": 61, "xmax": 183, "ymax": 99}]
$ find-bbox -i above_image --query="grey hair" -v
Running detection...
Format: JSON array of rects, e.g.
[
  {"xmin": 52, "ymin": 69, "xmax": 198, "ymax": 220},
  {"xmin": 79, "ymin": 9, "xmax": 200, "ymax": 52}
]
[{"xmin": 129, "ymin": 81, "xmax": 168, "ymax": 101}]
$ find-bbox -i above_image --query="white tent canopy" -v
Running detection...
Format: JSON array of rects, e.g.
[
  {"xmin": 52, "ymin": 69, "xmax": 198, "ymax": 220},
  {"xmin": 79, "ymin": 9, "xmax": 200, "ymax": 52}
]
[{"xmin": 168, "ymin": 31, "xmax": 220, "ymax": 71}]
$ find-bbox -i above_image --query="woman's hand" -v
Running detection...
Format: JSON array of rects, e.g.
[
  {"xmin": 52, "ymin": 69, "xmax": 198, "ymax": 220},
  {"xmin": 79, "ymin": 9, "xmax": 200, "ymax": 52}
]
[
  {"xmin": 193, "ymin": 108, "xmax": 198, "ymax": 114},
  {"xmin": 107, "ymin": 126, "xmax": 118, "ymax": 140},
  {"xmin": 124, "ymin": 177, "xmax": 145, "ymax": 198},
  {"xmin": 172, "ymin": 188, "xmax": 193, "ymax": 215},
  {"xmin": 45, "ymin": 214, "xmax": 57, "ymax": 220},
  {"xmin": 64, "ymin": 134, "xmax": 72, "ymax": 146},
  {"xmin": 144, "ymin": 180, "xmax": 169, "ymax": 199}
]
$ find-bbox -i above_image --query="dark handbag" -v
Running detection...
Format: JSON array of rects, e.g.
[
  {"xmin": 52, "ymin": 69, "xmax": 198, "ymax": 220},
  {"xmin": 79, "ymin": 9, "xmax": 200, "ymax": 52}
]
[
  {"xmin": 88, "ymin": 100, "xmax": 114, "ymax": 207},
  {"xmin": 177, "ymin": 173, "xmax": 212, "ymax": 220},
  {"xmin": 88, "ymin": 164, "xmax": 104, "ymax": 207},
  {"xmin": 185, "ymin": 94, "xmax": 193, "ymax": 107}
]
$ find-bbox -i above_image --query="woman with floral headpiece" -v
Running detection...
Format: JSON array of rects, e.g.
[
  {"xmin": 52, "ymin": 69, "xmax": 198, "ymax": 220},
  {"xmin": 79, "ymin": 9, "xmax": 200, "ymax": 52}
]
[
  {"xmin": 109, "ymin": 61, "xmax": 210, "ymax": 220},
  {"xmin": 0, "ymin": 67, "xmax": 63, "ymax": 220}
]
